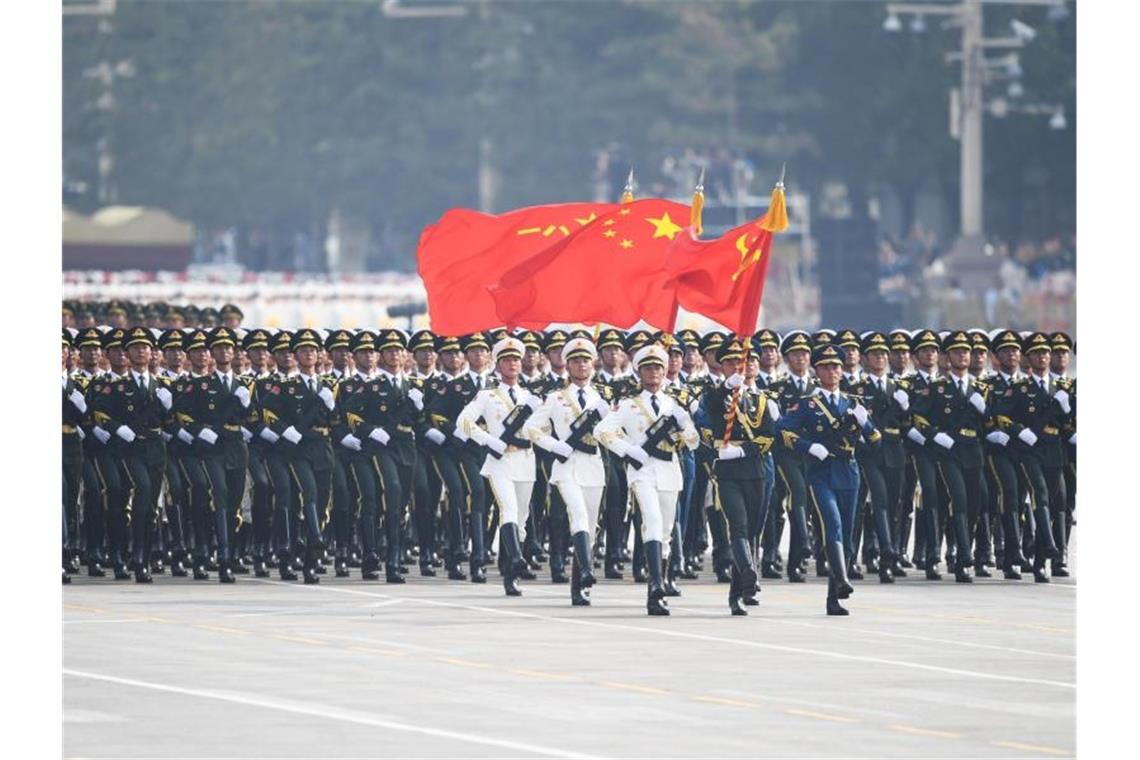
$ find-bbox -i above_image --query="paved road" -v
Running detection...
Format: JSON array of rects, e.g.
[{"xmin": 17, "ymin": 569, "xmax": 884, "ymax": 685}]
[{"xmin": 64, "ymin": 559, "xmax": 1075, "ymax": 759}]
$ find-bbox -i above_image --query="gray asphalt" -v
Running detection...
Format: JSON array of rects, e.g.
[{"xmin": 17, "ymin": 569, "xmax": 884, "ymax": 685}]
[{"xmin": 64, "ymin": 551, "xmax": 1075, "ymax": 760}]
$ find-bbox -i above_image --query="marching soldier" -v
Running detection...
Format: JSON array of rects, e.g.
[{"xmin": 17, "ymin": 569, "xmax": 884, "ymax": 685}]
[
  {"xmin": 89, "ymin": 328, "xmax": 132, "ymax": 579},
  {"xmin": 696, "ymin": 337, "xmax": 775, "ymax": 615},
  {"xmin": 526, "ymin": 336, "xmax": 613, "ymax": 605},
  {"xmin": 456, "ymin": 336, "xmax": 542, "ymax": 596},
  {"xmin": 323, "ymin": 329, "xmax": 356, "ymax": 576},
  {"xmin": 903, "ymin": 329, "xmax": 945, "ymax": 580},
  {"xmin": 256, "ymin": 330, "xmax": 300, "ymax": 581},
  {"xmin": 62, "ymin": 331, "xmax": 88, "ymax": 579},
  {"xmin": 1050, "ymin": 331, "xmax": 1076, "ymax": 576},
  {"xmin": 926, "ymin": 331, "xmax": 991, "ymax": 583},
  {"xmin": 595, "ymin": 344, "xmax": 699, "ymax": 616},
  {"xmin": 777, "ymin": 344, "xmax": 880, "ymax": 615},
  {"xmin": 536, "ymin": 329, "xmax": 573, "ymax": 584},
  {"xmin": 982, "ymin": 330, "xmax": 1029, "ymax": 579},
  {"xmin": 690, "ymin": 331, "xmax": 729, "ymax": 582},
  {"xmin": 595, "ymin": 328, "xmax": 635, "ymax": 579},
  {"xmin": 241, "ymin": 328, "xmax": 275, "ymax": 576},
  {"xmin": 407, "ymin": 329, "xmax": 443, "ymax": 576},
  {"xmin": 770, "ymin": 330, "xmax": 816, "ymax": 582},
  {"xmin": 751, "ymin": 328, "xmax": 786, "ymax": 579},
  {"xmin": 155, "ymin": 329, "xmax": 190, "ymax": 577},
  {"xmin": 846, "ymin": 331, "xmax": 909, "ymax": 583}
]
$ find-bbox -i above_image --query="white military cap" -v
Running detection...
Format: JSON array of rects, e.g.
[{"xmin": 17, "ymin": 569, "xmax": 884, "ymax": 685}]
[
  {"xmin": 561, "ymin": 337, "xmax": 597, "ymax": 363},
  {"xmin": 491, "ymin": 336, "xmax": 525, "ymax": 364},
  {"xmin": 632, "ymin": 344, "xmax": 668, "ymax": 370}
]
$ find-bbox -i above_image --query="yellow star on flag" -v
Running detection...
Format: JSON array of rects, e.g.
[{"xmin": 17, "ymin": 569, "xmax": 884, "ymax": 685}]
[
  {"xmin": 602, "ymin": 230, "xmax": 617, "ymax": 239},
  {"xmin": 619, "ymin": 239, "xmax": 634, "ymax": 249},
  {"xmin": 645, "ymin": 212, "xmax": 683, "ymax": 240}
]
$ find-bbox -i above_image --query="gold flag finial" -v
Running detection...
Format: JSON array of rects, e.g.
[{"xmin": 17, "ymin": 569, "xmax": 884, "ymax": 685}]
[
  {"xmin": 690, "ymin": 166, "xmax": 706, "ymax": 237},
  {"xmin": 620, "ymin": 168, "xmax": 635, "ymax": 204}
]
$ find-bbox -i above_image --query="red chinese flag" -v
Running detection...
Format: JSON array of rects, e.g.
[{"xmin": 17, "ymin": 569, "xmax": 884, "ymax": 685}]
[
  {"xmin": 416, "ymin": 203, "xmax": 614, "ymax": 334},
  {"xmin": 665, "ymin": 186, "xmax": 789, "ymax": 334},
  {"xmin": 489, "ymin": 199, "xmax": 690, "ymax": 330}
]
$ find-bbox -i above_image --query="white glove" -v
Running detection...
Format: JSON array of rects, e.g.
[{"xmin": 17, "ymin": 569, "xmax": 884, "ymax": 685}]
[
  {"xmin": 671, "ymin": 407, "xmax": 688, "ymax": 426},
  {"xmin": 724, "ymin": 373, "xmax": 744, "ymax": 390},
  {"xmin": 550, "ymin": 440, "xmax": 573, "ymax": 459},
  {"xmin": 808, "ymin": 443, "xmax": 829, "ymax": 461},
  {"xmin": 340, "ymin": 433, "xmax": 362, "ymax": 451},
  {"xmin": 240, "ymin": 427, "xmax": 253, "ymax": 443},
  {"xmin": 317, "ymin": 386, "xmax": 335, "ymax": 411},
  {"xmin": 369, "ymin": 427, "xmax": 391, "ymax": 446},
  {"xmin": 408, "ymin": 387, "xmax": 424, "ymax": 411},
  {"xmin": 849, "ymin": 404, "xmax": 868, "ymax": 426},
  {"xmin": 627, "ymin": 446, "xmax": 649, "ymax": 466},
  {"xmin": 524, "ymin": 395, "xmax": 541, "ymax": 412},
  {"xmin": 1053, "ymin": 389, "xmax": 1071, "ymax": 415},
  {"xmin": 766, "ymin": 398, "xmax": 780, "ymax": 421},
  {"xmin": 718, "ymin": 445, "xmax": 745, "ymax": 461},
  {"xmin": 77, "ymin": 427, "xmax": 86, "ymax": 441},
  {"xmin": 177, "ymin": 428, "xmax": 194, "ymax": 445},
  {"xmin": 155, "ymin": 386, "xmax": 172, "ymax": 410},
  {"xmin": 281, "ymin": 426, "xmax": 302, "ymax": 445},
  {"xmin": 933, "ymin": 432, "xmax": 955, "ymax": 449},
  {"xmin": 161, "ymin": 431, "xmax": 172, "ymax": 443},
  {"xmin": 233, "ymin": 385, "xmax": 251, "ymax": 408},
  {"xmin": 906, "ymin": 428, "xmax": 926, "ymax": 446},
  {"xmin": 93, "ymin": 426, "xmax": 110, "ymax": 444},
  {"xmin": 968, "ymin": 392, "xmax": 985, "ymax": 414},
  {"xmin": 198, "ymin": 428, "xmax": 218, "ymax": 445},
  {"xmin": 115, "ymin": 425, "xmax": 136, "ymax": 443},
  {"xmin": 892, "ymin": 388, "xmax": 909, "ymax": 410},
  {"xmin": 1018, "ymin": 428, "xmax": 1038, "ymax": 446},
  {"xmin": 985, "ymin": 430, "xmax": 1010, "ymax": 446},
  {"xmin": 425, "ymin": 428, "xmax": 446, "ymax": 446},
  {"xmin": 1068, "ymin": 432, "xmax": 1076, "ymax": 446},
  {"xmin": 68, "ymin": 389, "xmax": 87, "ymax": 413},
  {"xmin": 486, "ymin": 436, "xmax": 507, "ymax": 456},
  {"xmin": 259, "ymin": 427, "xmax": 280, "ymax": 444},
  {"xmin": 590, "ymin": 397, "xmax": 610, "ymax": 415}
]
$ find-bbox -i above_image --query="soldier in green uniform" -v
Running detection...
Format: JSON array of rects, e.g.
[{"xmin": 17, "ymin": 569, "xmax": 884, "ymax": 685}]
[
  {"xmin": 240, "ymin": 328, "xmax": 275, "ymax": 576},
  {"xmin": 256, "ymin": 330, "xmax": 300, "ymax": 580},
  {"xmin": 903, "ymin": 329, "xmax": 946, "ymax": 580},
  {"xmin": 89, "ymin": 328, "xmax": 132, "ymax": 579},
  {"xmin": 595, "ymin": 328, "xmax": 635, "ymax": 578},
  {"xmin": 1049, "ymin": 331, "xmax": 1075, "ymax": 577},
  {"xmin": 63, "ymin": 331, "xmax": 88, "ymax": 579}
]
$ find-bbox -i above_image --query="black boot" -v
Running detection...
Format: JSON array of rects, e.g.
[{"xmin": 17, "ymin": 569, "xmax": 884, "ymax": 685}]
[
  {"xmin": 218, "ymin": 559, "xmax": 236, "ymax": 584},
  {"xmin": 645, "ymin": 540, "xmax": 669, "ymax": 616},
  {"xmin": 729, "ymin": 538, "xmax": 759, "ymax": 604},
  {"xmin": 336, "ymin": 549, "xmax": 351, "ymax": 578},
  {"xmin": 786, "ymin": 546, "xmax": 806, "ymax": 583},
  {"xmin": 570, "ymin": 556, "xmax": 590, "ymax": 607},
  {"xmin": 170, "ymin": 550, "xmax": 189, "ymax": 578},
  {"xmin": 500, "ymin": 525, "xmax": 522, "ymax": 596},
  {"xmin": 826, "ymin": 573, "xmax": 849, "ymax": 616},
  {"xmin": 279, "ymin": 551, "xmax": 299, "ymax": 581},
  {"xmin": 193, "ymin": 557, "xmax": 210, "ymax": 581},
  {"xmin": 87, "ymin": 559, "xmax": 106, "ymax": 578},
  {"xmin": 361, "ymin": 552, "xmax": 380, "ymax": 581},
  {"xmin": 572, "ymin": 531, "xmax": 597, "ymax": 589},
  {"xmin": 728, "ymin": 566, "xmax": 747, "ymax": 616},
  {"xmin": 827, "ymin": 542, "xmax": 853, "ymax": 600},
  {"xmin": 253, "ymin": 554, "xmax": 270, "ymax": 578}
]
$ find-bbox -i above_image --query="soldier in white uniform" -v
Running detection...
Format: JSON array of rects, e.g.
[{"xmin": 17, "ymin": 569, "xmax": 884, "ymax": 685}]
[
  {"xmin": 526, "ymin": 337, "xmax": 613, "ymax": 606},
  {"xmin": 455, "ymin": 337, "xmax": 541, "ymax": 596},
  {"xmin": 595, "ymin": 344, "xmax": 699, "ymax": 615}
]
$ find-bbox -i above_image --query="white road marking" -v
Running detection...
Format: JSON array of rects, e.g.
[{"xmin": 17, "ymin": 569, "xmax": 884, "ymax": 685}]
[
  {"xmin": 249, "ymin": 579, "xmax": 1075, "ymax": 691},
  {"xmin": 64, "ymin": 668, "xmax": 603, "ymax": 760}
]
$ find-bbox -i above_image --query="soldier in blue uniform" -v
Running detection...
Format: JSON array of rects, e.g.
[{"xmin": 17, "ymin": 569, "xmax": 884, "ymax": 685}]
[{"xmin": 777, "ymin": 344, "xmax": 880, "ymax": 615}]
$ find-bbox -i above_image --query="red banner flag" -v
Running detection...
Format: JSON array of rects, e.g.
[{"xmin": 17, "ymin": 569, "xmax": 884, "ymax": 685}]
[
  {"xmin": 416, "ymin": 203, "xmax": 615, "ymax": 334},
  {"xmin": 489, "ymin": 199, "xmax": 690, "ymax": 330},
  {"xmin": 665, "ymin": 185, "xmax": 789, "ymax": 334}
]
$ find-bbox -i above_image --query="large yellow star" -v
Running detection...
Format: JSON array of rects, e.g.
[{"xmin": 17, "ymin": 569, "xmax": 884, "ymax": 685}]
[
  {"xmin": 645, "ymin": 212, "xmax": 683, "ymax": 240},
  {"xmin": 574, "ymin": 212, "xmax": 598, "ymax": 226}
]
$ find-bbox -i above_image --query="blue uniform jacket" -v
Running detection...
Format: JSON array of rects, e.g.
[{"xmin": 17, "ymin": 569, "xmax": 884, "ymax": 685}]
[{"xmin": 776, "ymin": 389, "xmax": 879, "ymax": 490}]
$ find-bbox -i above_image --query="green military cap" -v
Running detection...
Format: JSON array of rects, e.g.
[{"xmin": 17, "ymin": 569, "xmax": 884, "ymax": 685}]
[
  {"xmin": 1022, "ymin": 331, "xmax": 1052, "ymax": 354},
  {"xmin": 836, "ymin": 329, "xmax": 861, "ymax": 349},
  {"xmin": 62, "ymin": 302, "xmax": 76, "ymax": 319},
  {"xmin": 460, "ymin": 332, "xmax": 491, "ymax": 352},
  {"xmin": 968, "ymin": 329, "xmax": 990, "ymax": 351},
  {"xmin": 940, "ymin": 330, "xmax": 972, "ymax": 352},
  {"xmin": 158, "ymin": 329, "xmax": 184, "ymax": 351},
  {"xmin": 910, "ymin": 329, "xmax": 940, "ymax": 351},
  {"xmin": 76, "ymin": 327, "xmax": 103, "ymax": 348},
  {"xmin": 377, "ymin": 328, "xmax": 408, "ymax": 351},
  {"xmin": 812, "ymin": 329, "xmax": 836, "ymax": 347},
  {"xmin": 780, "ymin": 330, "xmax": 812, "ymax": 355},
  {"xmin": 184, "ymin": 329, "xmax": 210, "ymax": 351},
  {"xmin": 291, "ymin": 328, "xmax": 322, "ymax": 352},
  {"xmin": 270, "ymin": 330, "xmax": 293, "ymax": 353},
  {"xmin": 860, "ymin": 330, "xmax": 890, "ymax": 353},
  {"xmin": 62, "ymin": 328, "xmax": 73, "ymax": 347},
  {"xmin": 207, "ymin": 326, "xmax": 237, "ymax": 348},
  {"xmin": 675, "ymin": 329, "xmax": 701, "ymax": 351},
  {"xmin": 657, "ymin": 331, "xmax": 683, "ymax": 355},
  {"xmin": 220, "ymin": 303, "xmax": 244, "ymax": 320},
  {"xmin": 515, "ymin": 330, "xmax": 542, "ymax": 352},
  {"xmin": 812, "ymin": 343, "xmax": 846, "ymax": 367},
  {"xmin": 888, "ymin": 329, "xmax": 911, "ymax": 352},
  {"xmin": 1050, "ymin": 331, "xmax": 1074, "ymax": 353},
  {"xmin": 699, "ymin": 330, "xmax": 728, "ymax": 354},
  {"xmin": 715, "ymin": 337, "xmax": 745, "ymax": 364},
  {"xmin": 145, "ymin": 301, "xmax": 167, "ymax": 318},
  {"xmin": 597, "ymin": 328, "xmax": 625, "ymax": 350},
  {"xmin": 490, "ymin": 328, "xmax": 509, "ymax": 343},
  {"xmin": 106, "ymin": 300, "xmax": 128, "ymax": 317},
  {"xmin": 242, "ymin": 328, "xmax": 271, "ymax": 351},
  {"xmin": 182, "ymin": 305, "xmax": 201, "ymax": 324},
  {"xmin": 350, "ymin": 330, "xmax": 378, "ymax": 353},
  {"xmin": 409, "ymin": 329, "xmax": 436, "ymax": 353},
  {"xmin": 567, "ymin": 328, "xmax": 594, "ymax": 342},
  {"xmin": 752, "ymin": 328, "xmax": 780, "ymax": 350},
  {"xmin": 323, "ymin": 329, "xmax": 353, "ymax": 351},
  {"xmin": 435, "ymin": 334, "xmax": 462, "ymax": 354},
  {"xmin": 624, "ymin": 329, "xmax": 654, "ymax": 354},
  {"xmin": 199, "ymin": 307, "xmax": 220, "ymax": 327},
  {"xmin": 101, "ymin": 327, "xmax": 126, "ymax": 350},
  {"xmin": 543, "ymin": 329, "xmax": 569, "ymax": 353}
]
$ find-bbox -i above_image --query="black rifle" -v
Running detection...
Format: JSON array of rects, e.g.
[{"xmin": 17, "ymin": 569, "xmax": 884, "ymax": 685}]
[
  {"xmin": 486, "ymin": 403, "xmax": 535, "ymax": 459},
  {"xmin": 552, "ymin": 408, "xmax": 601, "ymax": 462},
  {"xmin": 627, "ymin": 414, "xmax": 680, "ymax": 469}
]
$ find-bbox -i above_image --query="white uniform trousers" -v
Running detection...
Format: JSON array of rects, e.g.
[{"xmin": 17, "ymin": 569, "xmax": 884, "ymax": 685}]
[
  {"xmin": 555, "ymin": 483, "xmax": 604, "ymax": 537},
  {"xmin": 631, "ymin": 481, "xmax": 679, "ymax": 558},
  {"xmin": 487, "ymin": 475, "xmax": 535, "ymax": 539}
]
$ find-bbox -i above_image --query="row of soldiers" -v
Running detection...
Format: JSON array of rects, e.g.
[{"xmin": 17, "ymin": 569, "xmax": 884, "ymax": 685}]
[{"xmin": 62, "ymin": 314, "xmax": 1076, "ymax": 615}]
